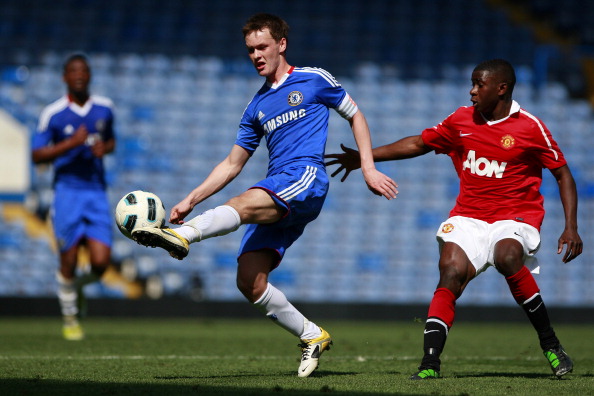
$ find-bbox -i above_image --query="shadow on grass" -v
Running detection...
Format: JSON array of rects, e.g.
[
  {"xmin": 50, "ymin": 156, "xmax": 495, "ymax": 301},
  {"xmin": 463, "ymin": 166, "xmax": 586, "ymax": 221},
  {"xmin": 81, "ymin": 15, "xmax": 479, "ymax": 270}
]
[
  {"xmin": 450, "ymin": 372, "xmax": 586, "ymax": 380},
  {"xmin": 0, "ymin": 377, "xmax": 398, "ymax": 396},
  {"xmin": 155, "ymin": 369, "xmax": 358, "ymax": 380}
]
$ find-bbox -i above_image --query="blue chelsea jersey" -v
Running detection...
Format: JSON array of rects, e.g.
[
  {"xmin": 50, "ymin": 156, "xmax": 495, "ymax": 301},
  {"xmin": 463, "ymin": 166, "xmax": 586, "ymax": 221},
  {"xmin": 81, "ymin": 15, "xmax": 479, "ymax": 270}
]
[
  {"xmin": 236, "ymin": 67, "xmax": 357, "ymax": 176},
  {"xmin": 33, "ymin": 95, "xmax": 115, "ymax": 189}
]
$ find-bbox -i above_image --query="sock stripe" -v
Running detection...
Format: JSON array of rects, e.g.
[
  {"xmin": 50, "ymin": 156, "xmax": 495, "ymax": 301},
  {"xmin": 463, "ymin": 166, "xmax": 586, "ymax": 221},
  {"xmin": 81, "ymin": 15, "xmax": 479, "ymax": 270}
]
[{"xmin": 426, "ymin": 318, "xmax": 449, "ymax": 335}]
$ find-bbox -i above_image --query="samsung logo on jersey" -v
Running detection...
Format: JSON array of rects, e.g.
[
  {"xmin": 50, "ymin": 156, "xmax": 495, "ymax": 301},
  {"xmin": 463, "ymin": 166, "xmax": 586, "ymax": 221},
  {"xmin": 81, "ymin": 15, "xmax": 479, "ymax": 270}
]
[{"xmin": 263, "ymin": 109, "xmax": 306, "ymax": 134}]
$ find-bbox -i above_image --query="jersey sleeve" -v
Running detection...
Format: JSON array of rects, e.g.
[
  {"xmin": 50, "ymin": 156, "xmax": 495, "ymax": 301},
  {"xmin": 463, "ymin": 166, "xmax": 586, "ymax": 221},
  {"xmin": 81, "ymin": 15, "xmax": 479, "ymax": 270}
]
[
  {"xmin": 234, "ymin": 98, "xmax": 263, "ymax": 155},
  {"xmin": 529, "ymin": 117, "xmax": 567, "ymax": 170},
  {"xmin": 32, "ymin": 106, "xmax": 55, "ymax": 150},
  {"xmin": 312, "ymin": 69, "xmax": 358, "ymax": 119},
  {"xmin": 421, "ymin": 110, "xmax": 459, "ymax": 154}
]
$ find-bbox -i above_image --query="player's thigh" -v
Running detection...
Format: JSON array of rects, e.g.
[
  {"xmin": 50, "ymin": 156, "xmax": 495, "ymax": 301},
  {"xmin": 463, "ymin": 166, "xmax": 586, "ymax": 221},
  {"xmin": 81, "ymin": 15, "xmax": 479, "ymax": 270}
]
[
  {"xmin": 226, "ymin": 188, "xmax": 283, "ymax": 224},
  {"xmin": 492, "ymin": 238, "xmax": 525, "ymax": 276},
  {"xmin": 52, "ymin": 189, "xmax": 86, "ymax": 252},
  {"xmin": 437, "ymin": 242, "xmax": 476, "ymax": 295}
]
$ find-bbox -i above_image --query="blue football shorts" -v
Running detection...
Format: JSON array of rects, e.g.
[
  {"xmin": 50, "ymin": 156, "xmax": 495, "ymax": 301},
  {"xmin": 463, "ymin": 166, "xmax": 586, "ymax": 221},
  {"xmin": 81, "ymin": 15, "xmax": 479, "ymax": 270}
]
[
  {"xmin": 51, "ymin": 185, "xmax": 113, "ymax": 252},
  {"xmin": 238, "ymin": 164, "xmax": 329, "ymax": 268}
]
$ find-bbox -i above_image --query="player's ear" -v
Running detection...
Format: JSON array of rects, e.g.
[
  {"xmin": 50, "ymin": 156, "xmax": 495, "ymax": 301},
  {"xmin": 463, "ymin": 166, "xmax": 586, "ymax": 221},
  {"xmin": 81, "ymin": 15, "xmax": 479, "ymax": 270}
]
[
  {"xmin": 278, "ymin": 37, "xmax": 287, "ymax": 53},
  {"xmin": 498, "ymin": 82, "xmax": 508, "ymax": 96}
]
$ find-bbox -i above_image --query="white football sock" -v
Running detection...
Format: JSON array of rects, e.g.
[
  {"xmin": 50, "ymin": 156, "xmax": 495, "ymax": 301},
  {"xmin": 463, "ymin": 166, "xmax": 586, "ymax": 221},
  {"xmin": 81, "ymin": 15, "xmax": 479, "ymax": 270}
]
[
  {"xmin": 253, "ymin": 283, "xmax": 321, "ymax": 339},
  {"xmin": 56, "ymin": 272, "xmax": 78, "ymax": 318},
  {"xmin": 175, "ymin": 205, "xmax": 241, "ymax": 243}
]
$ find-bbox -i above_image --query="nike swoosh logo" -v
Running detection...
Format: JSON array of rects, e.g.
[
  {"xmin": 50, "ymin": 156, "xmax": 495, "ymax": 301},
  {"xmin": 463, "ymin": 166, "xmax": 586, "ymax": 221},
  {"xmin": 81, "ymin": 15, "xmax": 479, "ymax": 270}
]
[
  {"xmin": 459, "ymin": 132, "xmax": 472, "ymax": 137},
  {"xmin": 423, "ymin": 329, "xmax": 440, "ymax": 334},
  {"xmin": 529, "ymin": 302, "xmax": 543, "ymax": 313}
]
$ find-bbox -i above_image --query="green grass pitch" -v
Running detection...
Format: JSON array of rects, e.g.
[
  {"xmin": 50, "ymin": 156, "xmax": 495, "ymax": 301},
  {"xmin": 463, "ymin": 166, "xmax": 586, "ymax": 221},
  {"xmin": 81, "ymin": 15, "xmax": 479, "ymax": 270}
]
[{"xmin": 0, "ymin": 317, "xmax": 592, "ymax": 395}]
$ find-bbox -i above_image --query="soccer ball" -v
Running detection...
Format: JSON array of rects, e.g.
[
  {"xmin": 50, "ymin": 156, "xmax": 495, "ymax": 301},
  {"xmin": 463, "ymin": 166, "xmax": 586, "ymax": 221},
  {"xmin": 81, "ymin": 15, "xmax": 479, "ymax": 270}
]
[{"xmin": 115, "ymin": 190, "xmax": 166, "ymax": 240}]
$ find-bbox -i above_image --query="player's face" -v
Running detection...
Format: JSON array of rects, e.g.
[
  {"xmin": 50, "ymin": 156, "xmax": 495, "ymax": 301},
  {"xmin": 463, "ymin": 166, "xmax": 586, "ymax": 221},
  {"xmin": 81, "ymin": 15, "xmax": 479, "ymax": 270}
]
[
  {"xmin": 469, "ymin": 69, "xmax": 502, "ymax": 117},
  {"xmin": 63, "ymin": 59, "xmax": 91, "ymax": 95},
  {"xmin": 245, "ymin": 28, "xmax": 287, "ymax": 82}
]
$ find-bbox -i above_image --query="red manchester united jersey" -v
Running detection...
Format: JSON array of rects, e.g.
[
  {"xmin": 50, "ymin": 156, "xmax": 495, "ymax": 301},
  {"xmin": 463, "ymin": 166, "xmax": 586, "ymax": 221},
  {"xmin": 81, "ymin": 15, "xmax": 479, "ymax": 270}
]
[{"xmin": 421, "ymin": 101, "xmax": 566, "ymax": 230}]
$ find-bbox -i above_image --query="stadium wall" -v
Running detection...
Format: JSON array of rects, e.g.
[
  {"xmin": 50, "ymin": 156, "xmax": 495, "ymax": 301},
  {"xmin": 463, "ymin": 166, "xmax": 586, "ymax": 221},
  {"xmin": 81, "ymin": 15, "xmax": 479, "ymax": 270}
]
[{"xmin": 1, "ymin": 297, "xmax": 592, "ymax": 324}]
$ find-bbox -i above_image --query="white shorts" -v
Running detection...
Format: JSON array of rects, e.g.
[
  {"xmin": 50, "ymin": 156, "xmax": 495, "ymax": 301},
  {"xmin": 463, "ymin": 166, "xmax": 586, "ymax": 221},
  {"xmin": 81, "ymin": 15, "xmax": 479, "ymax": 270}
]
[{"xmin": 436, "ymin": 216, "xmax": 541, "ymax": 275}]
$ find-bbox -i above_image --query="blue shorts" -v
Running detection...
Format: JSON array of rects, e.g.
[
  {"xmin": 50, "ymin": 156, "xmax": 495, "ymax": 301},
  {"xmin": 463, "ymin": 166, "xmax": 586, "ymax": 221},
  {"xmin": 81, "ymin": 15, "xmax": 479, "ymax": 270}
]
[
  {"xmin": 238, "ymin": 164, "xmax": 328, "ymax": 268},
  {"xmin": 51, "ymin": 185, "xmax": 113, "ymax": 252}
]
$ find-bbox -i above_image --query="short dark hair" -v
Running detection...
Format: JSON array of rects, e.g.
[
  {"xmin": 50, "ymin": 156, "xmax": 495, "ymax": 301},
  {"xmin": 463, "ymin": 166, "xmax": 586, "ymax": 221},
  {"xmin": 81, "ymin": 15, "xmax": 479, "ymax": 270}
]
[
  {"xmin": 474, "ymin": 59, "xmax": 516, "ymax": 93},
  {"xmin": 63, "ymin": 53, "xmax": 89, "ymax": 72},
  {"xmin": 242, "ymin": 13, "xmax": 289, "ymax": 43}
]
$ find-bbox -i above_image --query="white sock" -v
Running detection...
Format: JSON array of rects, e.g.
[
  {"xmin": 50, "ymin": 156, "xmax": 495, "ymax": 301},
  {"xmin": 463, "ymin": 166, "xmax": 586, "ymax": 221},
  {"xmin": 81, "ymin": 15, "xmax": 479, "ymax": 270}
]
[
  {"xmin": 56, "ymin": 272, "xmax": 78, "ymax": 318},
  {"xmin": 175, "ymin": 205, "xmax": 241, "ymax": 243},
  {"xmin": 253, "ymin": 283, "xmax": 321, "ymax": 340}
]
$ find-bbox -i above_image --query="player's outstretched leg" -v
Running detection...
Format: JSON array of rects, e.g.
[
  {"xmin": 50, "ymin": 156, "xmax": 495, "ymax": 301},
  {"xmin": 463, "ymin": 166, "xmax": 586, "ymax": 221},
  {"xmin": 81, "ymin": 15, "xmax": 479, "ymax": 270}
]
[
  {"xmin": 132, "ymin": 205, "xmax": 240, "ymax": 260},
  {"xmin": 505, "ymin": 266, "xmax": 573, "ymax": 378},
  {"xmin": 132, "ymin": 227, "xmax": 190, "ymax": 259}
]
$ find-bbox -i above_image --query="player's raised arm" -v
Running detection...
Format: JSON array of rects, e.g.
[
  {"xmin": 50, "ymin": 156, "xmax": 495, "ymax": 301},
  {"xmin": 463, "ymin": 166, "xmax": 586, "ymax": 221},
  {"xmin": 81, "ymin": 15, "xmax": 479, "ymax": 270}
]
[{"xmin": 326, "ymin": 135, "xmax": 431, "ymax": 182}]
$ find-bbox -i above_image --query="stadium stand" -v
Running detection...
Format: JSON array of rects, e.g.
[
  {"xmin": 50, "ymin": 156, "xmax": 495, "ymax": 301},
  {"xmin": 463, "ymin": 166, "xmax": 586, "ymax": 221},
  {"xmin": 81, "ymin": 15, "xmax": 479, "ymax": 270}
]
[{"xmin": 0, "ymin": 0, "xmax": 592, "ymax": 307}]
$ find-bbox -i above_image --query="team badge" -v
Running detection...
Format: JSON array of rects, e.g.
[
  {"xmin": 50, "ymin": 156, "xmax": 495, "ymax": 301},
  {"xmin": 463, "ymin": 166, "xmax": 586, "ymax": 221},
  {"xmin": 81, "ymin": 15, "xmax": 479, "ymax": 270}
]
[
  {"xmin": 288, "ymin": 91, "xmax": 303, "ymax": 106},
  {"xmin": 95, "ymin": 119, "xmax": 106, "ymax": 133},
  {"xmin": 500, "ymin": 134, "xmax": 515, "ymax": 149},
  {"xmin": 441, "ymin": 223, "xmax": 454, "ymax": 233}
]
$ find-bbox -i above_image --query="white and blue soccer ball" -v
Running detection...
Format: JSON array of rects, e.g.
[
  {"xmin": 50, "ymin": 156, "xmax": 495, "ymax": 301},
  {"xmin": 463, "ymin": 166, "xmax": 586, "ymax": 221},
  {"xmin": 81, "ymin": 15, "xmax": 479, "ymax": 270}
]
[{"xmin": 115, "ymin": 190, "xmax": 166, "ymax": 240}]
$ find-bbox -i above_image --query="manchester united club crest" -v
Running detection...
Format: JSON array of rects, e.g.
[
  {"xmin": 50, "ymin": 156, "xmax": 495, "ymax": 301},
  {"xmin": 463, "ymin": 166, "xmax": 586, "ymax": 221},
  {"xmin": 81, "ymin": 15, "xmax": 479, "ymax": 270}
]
[
  {"xmin": 500, "ymin": 134, "xmax": 515, "ymax": 150},
  {"xmin": 441, "ymin": 223, "xmax": 454, "ymax": 233},
  {"xmin": 288, "ymin": 91, "xmax": 303, "ymax": 106}
]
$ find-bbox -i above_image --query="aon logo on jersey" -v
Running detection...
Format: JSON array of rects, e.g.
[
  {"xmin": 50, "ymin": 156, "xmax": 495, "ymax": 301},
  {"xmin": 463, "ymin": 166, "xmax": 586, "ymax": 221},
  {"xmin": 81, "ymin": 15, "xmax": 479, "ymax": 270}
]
[{"xmin": 462, "ymin": 150, "xmax": 506, "ymax": 178}]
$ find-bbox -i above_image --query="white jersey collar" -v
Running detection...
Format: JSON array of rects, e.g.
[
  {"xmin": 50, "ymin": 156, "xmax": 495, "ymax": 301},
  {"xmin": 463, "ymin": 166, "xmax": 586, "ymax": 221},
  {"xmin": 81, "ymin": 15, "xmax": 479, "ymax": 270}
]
[
  {"xmin": 67, "ymin": 95, "xmax": 94, "ymax": 117},
  {"xmin": 483, "ymin": 100, "xmax": 520, "ymax": 125}
]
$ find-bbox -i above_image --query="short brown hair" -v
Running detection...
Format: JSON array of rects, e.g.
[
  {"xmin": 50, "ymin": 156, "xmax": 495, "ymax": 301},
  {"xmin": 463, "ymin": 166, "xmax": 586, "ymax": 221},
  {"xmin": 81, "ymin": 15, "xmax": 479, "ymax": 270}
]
[{"xmin": 242, "ymin": 13, "xmax": 289, "ymax": 43}]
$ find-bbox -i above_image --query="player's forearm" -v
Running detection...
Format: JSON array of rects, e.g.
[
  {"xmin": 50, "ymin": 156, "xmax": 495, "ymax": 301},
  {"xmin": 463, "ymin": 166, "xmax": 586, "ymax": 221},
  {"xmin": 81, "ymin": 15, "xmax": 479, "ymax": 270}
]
[
  {"xmin": 186, "ymin": 147, "xmax": 248, "ymax": 208},
  {"xmin": 31, "ymin": 139, "xmax": 79, "ymax": 163},
  {"xmin": 187, "ymin": 164, "xmax": 239, "ymax": 207},
  {"xmin": 103, "ymin": 138, "xmax": 116, "ymax": 155},
  {"xmin": 349, "ymin": 112, "xmax": 376, "ymax": 172},
  {"xmin": 556, "ymin": 167, "xmax": 579, "ymax": 231},
  {"xmin": 372, "ymin": 135, "xmax": 430, "ymax": 162}
]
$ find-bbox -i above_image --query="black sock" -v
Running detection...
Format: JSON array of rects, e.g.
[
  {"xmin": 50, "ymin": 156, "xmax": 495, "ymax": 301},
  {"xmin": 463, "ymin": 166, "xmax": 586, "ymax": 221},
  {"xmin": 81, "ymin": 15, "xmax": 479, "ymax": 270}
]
[
  {"xmin": 420, "ymin": 319, "xmax": 448, "ymax": 370},
  {"xmin": 521, "ymin": 294, "xmax": 559, "ymax": 350}
]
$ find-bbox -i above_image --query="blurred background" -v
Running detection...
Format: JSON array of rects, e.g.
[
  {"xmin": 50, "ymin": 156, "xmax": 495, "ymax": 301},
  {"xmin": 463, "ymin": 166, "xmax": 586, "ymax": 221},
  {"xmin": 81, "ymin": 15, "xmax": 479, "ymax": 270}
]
[{"xmin": 0, "ymin": 0, "xmax": 593, "ymax": 311}]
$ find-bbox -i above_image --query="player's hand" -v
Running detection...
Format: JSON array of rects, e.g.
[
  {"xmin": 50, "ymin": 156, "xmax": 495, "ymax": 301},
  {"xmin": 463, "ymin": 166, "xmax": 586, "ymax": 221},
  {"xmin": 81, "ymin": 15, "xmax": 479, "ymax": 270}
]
[
  {"xmin": 362, "ymin": 167, "xmax": 398, "ymax": 200},
  {"xmin": 70, "ymin": 124, "xmax": 89, "ymax": 147},
  {"xmin": 325, "ymin": 144, "xmax": 362, "ymax": 182},
  {"xmin": 169, "ymin": 200, "xmax": 193, "ymax": 224},
  {"xmin": 91, "ymin": 138, "xmax": 106, "ymax": 158},
  {"xmin": 557, "ymin": 228, "xmax": 583, "ymax": 263}
]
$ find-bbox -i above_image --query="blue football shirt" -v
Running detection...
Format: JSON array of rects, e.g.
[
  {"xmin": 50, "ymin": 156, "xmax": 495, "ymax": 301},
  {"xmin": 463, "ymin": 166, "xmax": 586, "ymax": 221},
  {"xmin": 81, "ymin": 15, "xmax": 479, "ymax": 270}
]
[
  {"xmin": 33, "ymin": 95, "xmax": 115, "ymax": 190},
  {"xmin": 236, "ymin": 67, "xmax": 357, "ymax": 176}
]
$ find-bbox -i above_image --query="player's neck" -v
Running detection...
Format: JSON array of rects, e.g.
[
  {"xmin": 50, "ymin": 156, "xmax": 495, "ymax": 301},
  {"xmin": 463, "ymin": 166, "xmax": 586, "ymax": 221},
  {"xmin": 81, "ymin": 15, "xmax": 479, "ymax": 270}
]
[
  {"xmin": 483, "ymin": 100, "xmax": 512, "ymax": 122},
  {"xmin": 267, "ymin": 63, "xmax": 293, "ymax": 85},
  {"xmin": 68, "ymin": 92, "xmax": 90, "ymax": 107}
]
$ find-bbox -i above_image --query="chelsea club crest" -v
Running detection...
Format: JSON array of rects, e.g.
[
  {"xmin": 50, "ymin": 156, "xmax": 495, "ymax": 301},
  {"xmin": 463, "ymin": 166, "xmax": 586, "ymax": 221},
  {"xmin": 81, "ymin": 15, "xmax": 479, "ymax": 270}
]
[{"xmin": 288, "ymin": 91, "xmax": 303, "ymax": 106}]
